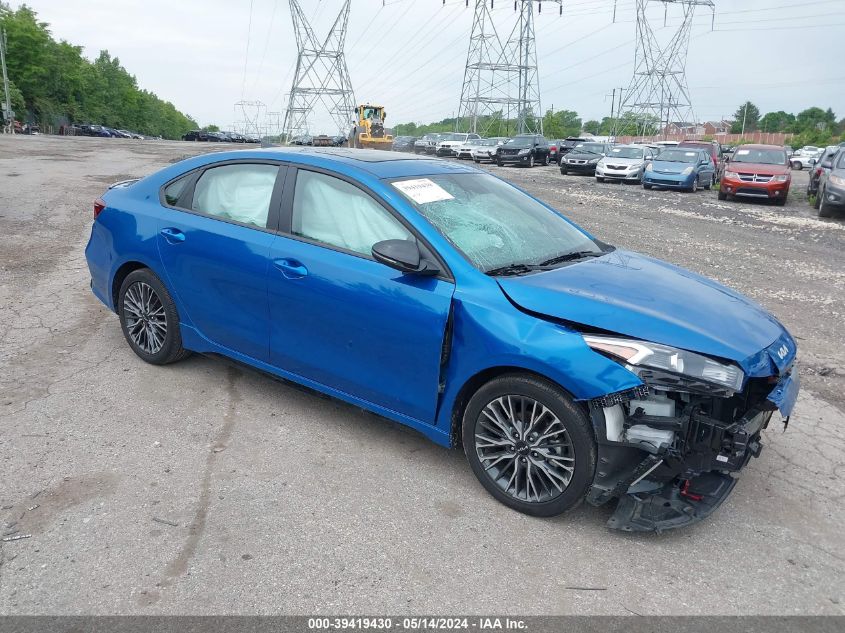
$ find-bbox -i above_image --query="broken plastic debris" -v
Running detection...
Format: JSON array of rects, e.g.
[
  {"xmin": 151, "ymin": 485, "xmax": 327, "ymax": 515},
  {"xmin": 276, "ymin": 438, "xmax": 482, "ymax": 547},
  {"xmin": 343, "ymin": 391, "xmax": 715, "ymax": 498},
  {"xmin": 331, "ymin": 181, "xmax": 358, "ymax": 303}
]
[{"xmin": 152, "ymin": 517, "xmax": 179, "ymax": 527}]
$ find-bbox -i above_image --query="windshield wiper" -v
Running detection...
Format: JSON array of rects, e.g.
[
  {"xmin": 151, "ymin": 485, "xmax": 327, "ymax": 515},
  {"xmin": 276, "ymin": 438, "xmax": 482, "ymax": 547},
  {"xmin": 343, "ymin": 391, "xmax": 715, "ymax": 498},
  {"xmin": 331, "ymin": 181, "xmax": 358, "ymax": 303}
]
[
  {"xmin": 539, "ymin": 251, "xmax": 603, "ymax": 267},
  {"xmin": 485, "ymin": 263, "xmax": 546, "ymax": 277},
  {"xmin": 575, "ymin": 150, "xmax": 599, "ymax": 155}
]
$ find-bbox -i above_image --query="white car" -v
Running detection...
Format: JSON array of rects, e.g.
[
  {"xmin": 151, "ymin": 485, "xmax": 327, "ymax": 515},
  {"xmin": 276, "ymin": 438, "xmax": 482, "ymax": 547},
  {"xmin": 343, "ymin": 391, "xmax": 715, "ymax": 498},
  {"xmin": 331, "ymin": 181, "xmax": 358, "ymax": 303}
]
[
  {"xmin": 455, "ymin": 138, "xmax": 485, "ymax": 160},
  {"xmin": 436, "ymin": 133, "xmax": 480, "ymax": 157},
  {"xmin": 790, "ymin": 146, "xmax": 821, "ymax": 171},
  {"xmin": 470, "ymin": 137, "xmax": 509, "ymax": 163},
  {"xmin": 595, "ymin": 144, "xmax": 656, "ymax": 183}
]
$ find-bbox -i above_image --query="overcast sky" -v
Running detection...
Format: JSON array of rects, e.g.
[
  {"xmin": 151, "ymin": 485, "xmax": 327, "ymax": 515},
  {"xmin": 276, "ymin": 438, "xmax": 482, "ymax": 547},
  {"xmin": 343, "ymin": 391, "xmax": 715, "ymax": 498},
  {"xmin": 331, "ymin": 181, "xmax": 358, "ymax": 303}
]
[{"xmin": 18, "ymin": 0, "xmax": 845, "ymax": 133}]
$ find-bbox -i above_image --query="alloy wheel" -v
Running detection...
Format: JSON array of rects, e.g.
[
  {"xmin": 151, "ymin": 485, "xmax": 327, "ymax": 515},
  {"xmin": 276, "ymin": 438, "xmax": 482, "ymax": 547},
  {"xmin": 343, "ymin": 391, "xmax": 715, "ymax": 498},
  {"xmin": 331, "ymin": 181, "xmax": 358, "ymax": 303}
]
[
  {"xmin": 475, "ymin": 395, "xmax": 575, "ymax": 503},
  {"xmin": 123, "ymin": 281, "xmax": 167, "ymax": 354}
]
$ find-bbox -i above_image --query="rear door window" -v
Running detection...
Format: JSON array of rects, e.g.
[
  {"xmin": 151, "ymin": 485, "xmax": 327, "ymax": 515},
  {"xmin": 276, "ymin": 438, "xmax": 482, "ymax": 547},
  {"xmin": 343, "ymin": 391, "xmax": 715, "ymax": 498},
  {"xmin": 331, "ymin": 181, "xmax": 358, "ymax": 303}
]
[{"xmin": 192, "ymin": 163, "xmax": 279, "ymax": 228}]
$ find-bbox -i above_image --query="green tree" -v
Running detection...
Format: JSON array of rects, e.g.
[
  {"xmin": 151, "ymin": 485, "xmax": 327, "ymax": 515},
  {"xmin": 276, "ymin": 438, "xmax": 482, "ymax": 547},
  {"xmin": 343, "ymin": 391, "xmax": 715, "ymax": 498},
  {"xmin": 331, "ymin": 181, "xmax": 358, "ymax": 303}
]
[
  {"xmin": 542, "ymin": 109, "xmax": 581, "ymax": 139},
  {"xmin": 730, "ymin": 101, "xmax": 760, "ymax": 133},
  {"xmin": 759, "ymin": 110, "xmax": 795, "ymax": 133},
  {"xmin": 0, "ymin": 5, "xmax": 199, "ymax": 137},
  {"xmin": 793, "ymin": 107, "xmax": 836, "ymax": 134},
  {"xmin": 583, "ymin": 120, "xmax": 601, "ymax": 135}
]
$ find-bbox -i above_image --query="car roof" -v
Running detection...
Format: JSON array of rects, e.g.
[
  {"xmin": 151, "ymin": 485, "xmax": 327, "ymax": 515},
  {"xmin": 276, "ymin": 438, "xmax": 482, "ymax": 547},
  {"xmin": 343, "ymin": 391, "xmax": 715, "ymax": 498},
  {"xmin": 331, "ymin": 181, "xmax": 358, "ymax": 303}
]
[
  {"xmin": 183, "ymin": 147, "xmax": 481, "ymax": 179},
  {"xmin": 736, "ymin": 144, "xmax": 787, "ymax": 150}
]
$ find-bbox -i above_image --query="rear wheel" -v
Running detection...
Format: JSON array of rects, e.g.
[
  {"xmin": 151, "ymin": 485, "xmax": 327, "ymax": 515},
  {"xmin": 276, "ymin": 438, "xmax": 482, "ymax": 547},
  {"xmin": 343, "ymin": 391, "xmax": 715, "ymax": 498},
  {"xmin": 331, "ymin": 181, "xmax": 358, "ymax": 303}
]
[
  {"xmin": 462, "ymin": 374, "xmax": 596, "ymax": 517},
  {"xmin": 818, "ymin": 188, "xmax": 833, "ymax": 217},
  {"xmin": 791, "ymin": 161, "xmax": 802, "ymax": 171},
  {"xmin": 118, "ymin": 269, "xmax": 189, "ymax": 365}
]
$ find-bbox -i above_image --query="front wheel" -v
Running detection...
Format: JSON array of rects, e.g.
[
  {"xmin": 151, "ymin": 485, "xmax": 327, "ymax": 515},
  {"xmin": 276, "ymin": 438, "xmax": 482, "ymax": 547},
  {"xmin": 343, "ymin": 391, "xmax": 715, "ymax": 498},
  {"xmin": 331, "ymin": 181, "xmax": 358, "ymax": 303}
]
[
  {"xmin": 560, "ymin": 166, "xmax": 568, "ymax": 175},
  {"xmin": 462, "ymin": 374, "xmax": 596, "ymax": 517},
  {"xmin": 689, "ymin": 176, "xmax": 699, "ymax": 193},
  {"xmin": 596, "ymin": 176, "xmax": 604, "ymax": 183},
  {"xmin": 542, "ymin": 154, "xmax": 549, "ymax": 166},
  {"xmin": 497, "ymin": 159, "xmax": 503, "ymax": 167},
  {"xmin": 528, "ymin": 154, "xmax": 535, "ymax": 168},
  {"xmin": 643, "ymin": 183, "xmax": 652, "ymax": 190},
  {"xmin": 118, "ymin": 269, "xmax": 189, "ymax": 365},
  {"xmin": 718, "ymin": 190, "xmax": 727, "ymax": 200}
]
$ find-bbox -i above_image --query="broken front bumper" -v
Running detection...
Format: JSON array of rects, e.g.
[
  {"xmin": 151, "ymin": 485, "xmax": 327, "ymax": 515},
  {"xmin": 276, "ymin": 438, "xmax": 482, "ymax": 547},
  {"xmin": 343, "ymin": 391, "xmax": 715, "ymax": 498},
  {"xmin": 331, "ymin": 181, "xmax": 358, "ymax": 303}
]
[{"xmin": 588, "ymin": 372, "xmax": 798, "ymax": 533}]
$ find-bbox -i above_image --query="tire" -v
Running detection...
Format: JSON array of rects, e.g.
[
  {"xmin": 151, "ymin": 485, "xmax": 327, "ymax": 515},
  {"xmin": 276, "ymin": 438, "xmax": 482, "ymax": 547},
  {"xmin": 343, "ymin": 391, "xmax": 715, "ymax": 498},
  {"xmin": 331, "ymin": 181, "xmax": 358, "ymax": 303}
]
[
  {"xmin": 774, "ymin": 197, "xmax": 786, "ymax": 207},
  {"xmin": 528, "ymin": 154, "xmax": 535, "ymax": 168},
  {"xmin": 791, "ymin": 161, "xmax": 802, "ymax": 171},
  {"xmin": 542, "ymin": 154, "xmax": 549, "ymax": 166},
  {"xmin": 596, "ymin": 176, "xmax": 604, "ymax": 183},
  {"xmin": 118, "ymin": 269, "xmax": 190, "ymax": 365},
  {"xmin": 818, "ymin": 189, "xmax": 833, "ymax": 218},
  {"xmin": 560, "ymin": 166, "xmax": 568, "ymax": 175},
  {"xmin": 462, "ymin": 374, "xmax": 596, "ymax": 517},
  {"xmin": 643, "ymin": 183, "xmax": 652, "ymax": 190},
  {"xmin": 718, "ymin": 190, "xmax": 727, "ymax": 200},
  {"xmin": 497, "ymin": 159, "xmax": 504, "ymax": 167},
  {"xmin": 813, "ymin": 191, "xmax": 821, "ymax": 209},
  {"xmin": 473, "ymin": 158, "xmax": 479, "ymax": 163},
  {"xmin": 689, "ymin": 176, "xmax": 699, "ymax": 193}
]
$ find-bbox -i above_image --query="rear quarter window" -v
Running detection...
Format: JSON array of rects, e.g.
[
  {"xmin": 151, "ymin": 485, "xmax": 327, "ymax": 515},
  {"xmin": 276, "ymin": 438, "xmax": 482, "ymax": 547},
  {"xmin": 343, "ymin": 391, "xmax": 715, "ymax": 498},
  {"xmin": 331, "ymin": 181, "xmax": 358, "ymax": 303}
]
[{"xmin": 163, "ymin": 175, "xmax": 191, "ymax": 206}]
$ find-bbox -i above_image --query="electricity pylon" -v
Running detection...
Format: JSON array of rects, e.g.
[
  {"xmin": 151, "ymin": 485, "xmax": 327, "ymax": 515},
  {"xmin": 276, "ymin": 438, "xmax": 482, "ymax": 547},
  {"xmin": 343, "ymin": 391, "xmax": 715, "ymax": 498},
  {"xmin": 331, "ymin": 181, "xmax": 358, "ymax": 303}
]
[
  {"xmin": 282, "ymin": 0, "xmax": 356, "ymax": 140},
  {"xmin": 456, "ymin": 0, "xmax": 562, "ymax": 136},
  {"xmin": 614, "ymin": 0, "xmax": 715, "ymax": 138}
]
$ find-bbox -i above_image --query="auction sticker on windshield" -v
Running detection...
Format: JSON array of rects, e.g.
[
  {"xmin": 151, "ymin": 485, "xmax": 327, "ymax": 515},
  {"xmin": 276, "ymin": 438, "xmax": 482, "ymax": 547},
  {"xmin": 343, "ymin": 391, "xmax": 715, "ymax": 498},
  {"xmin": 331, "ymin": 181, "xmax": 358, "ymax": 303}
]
[
  {"xmin": 393, "ymin": 178, "xmax": 454, "ymax": 204},
  {"xmin": 736, "ymin": 149, "xmax": 750, "ymax": 155}
]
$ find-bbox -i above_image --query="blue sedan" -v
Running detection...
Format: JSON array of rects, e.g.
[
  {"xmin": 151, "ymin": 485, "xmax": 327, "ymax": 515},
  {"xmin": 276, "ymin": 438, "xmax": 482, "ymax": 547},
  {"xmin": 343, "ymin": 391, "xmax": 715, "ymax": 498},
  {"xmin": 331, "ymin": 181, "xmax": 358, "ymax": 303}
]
[
  {"xmin": 85, "ymin": 148, "xmax": 799, "ymax": 532},
  {"xmin": 642, "ymin": 148, "xmax": 716, "ymax": 192}
]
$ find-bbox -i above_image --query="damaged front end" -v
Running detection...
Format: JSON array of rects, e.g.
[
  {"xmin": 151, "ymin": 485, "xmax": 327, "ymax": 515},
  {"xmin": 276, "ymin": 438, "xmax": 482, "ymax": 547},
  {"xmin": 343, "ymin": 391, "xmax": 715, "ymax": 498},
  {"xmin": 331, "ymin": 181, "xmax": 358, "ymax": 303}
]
[{"xmin": 582, "ymin": 335, "xmax": 799, "ymax": 533}]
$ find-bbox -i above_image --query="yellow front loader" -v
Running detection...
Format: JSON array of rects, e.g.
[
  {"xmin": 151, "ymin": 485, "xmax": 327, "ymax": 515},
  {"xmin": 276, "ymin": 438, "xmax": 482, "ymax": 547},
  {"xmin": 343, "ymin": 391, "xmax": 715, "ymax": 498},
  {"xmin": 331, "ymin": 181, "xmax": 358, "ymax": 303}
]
[{"xmin": 355, "ymin": 104, "xmax": 393, "ymax": 150}]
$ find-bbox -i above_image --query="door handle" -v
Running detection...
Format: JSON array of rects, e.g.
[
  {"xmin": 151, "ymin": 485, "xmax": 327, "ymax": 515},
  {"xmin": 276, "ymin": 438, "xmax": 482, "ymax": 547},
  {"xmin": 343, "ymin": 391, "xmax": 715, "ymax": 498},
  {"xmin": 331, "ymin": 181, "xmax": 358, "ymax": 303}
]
[
  {"xmin": 160, "ymin": 227, "xmax": 185, "ymax": 243},
  {"xmin": 273, "ymin": 258, "xmax": 308, "ymax": 279}
]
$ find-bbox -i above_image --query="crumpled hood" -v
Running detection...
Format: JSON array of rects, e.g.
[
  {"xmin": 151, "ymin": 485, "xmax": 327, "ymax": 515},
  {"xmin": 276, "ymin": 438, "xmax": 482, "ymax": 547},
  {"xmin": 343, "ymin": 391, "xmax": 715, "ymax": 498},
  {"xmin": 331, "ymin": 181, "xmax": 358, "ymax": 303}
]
[{"xmin": 497, "ymin": 250, "xmax": 795, "ymax": 375}]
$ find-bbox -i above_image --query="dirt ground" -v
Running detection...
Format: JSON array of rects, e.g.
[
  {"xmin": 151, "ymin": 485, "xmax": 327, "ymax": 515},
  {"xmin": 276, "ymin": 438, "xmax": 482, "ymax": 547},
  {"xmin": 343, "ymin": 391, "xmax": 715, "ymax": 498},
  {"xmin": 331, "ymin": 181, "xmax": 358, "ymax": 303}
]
[{"xmin": 1, "ymin": 135, "xmax": 843, "ymax": 615}]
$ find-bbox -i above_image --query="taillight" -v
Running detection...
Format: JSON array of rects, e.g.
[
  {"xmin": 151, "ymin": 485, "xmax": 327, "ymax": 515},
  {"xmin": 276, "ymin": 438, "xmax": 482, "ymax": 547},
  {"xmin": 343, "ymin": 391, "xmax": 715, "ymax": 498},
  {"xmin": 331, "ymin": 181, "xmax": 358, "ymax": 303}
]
[{"xmin": 93, "ymin": 198, "xmax": 106, "ymax": 219}]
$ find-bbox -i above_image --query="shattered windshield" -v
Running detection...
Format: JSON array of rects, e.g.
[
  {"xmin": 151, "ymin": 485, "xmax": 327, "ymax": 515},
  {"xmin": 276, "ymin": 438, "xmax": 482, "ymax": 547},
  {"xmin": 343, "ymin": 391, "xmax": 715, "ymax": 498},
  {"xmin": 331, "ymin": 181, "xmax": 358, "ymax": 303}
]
[{"xmin": 390, "ymin": 173, "xmax": 604, "ymax": 273}]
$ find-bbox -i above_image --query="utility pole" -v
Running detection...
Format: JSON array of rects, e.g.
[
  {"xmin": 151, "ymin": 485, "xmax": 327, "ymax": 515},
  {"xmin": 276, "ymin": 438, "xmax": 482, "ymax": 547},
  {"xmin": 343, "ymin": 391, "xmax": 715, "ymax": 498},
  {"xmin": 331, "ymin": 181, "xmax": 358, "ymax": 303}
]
[
  {"xmin": 282, "ymin": 0, "xmax": 356, "ymax": 141},
  {"xmin": 456, "ymin": 0, "xmax": 563, "ymax": 136},
  {"xmin": 613, "ymin": 0, "xmax": 715, "ymax": 139},
  {"xmin": 741, "ymin": 102, "xmax": 748, "ymax": 137},
  {"xmin": 1, "ymin": 28, "xmax": 12, "ymax": 134}
]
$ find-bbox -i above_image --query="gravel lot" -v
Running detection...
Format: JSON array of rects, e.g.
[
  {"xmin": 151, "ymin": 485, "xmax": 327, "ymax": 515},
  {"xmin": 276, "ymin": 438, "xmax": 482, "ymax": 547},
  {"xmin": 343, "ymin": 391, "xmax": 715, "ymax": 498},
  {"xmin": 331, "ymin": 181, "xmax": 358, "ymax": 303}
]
[{"xmin": 1, "ymin": 136, "xmax": 843, "ymax": 615}]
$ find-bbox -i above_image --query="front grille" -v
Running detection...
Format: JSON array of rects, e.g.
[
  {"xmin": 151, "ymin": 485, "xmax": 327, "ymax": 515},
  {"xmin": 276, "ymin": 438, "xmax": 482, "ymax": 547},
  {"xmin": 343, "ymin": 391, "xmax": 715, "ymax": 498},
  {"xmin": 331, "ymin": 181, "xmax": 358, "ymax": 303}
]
[
  {"xmin": 568, "ymin": 159, "xmax": 587, "ymax": 164},
  {"xmin": 735, "ymin": 187, "xmax": 770, "ymax": 197},
  {"xmin": 502, "ymin": 149, "xmax": 519, "ymax": 155},
  {"xmin": 606, "ymin": 164, "xmax": 628, "ymax": 170},
  {"xmin": 738, "ymin": 173, "xmax": 773, "ymax": 183}
]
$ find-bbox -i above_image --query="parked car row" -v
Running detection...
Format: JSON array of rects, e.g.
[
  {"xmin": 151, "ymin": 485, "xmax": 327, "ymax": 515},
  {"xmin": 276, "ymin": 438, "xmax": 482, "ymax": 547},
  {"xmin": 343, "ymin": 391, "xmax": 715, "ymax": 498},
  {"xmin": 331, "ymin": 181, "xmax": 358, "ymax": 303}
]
[
  {"xmin": 182, "ymin": 130, "xmax": 261, "ymax": 143},
  {"xmin": 290, "ymin": 134, "xmax": 347, "ymax": 147},
  {"xmin": 806, "ymin": 144, "xmax": 845, "ymax": 218},
  {"xmin": 70, "ymin": 124, "xmax": 156, "ymax": 139}
]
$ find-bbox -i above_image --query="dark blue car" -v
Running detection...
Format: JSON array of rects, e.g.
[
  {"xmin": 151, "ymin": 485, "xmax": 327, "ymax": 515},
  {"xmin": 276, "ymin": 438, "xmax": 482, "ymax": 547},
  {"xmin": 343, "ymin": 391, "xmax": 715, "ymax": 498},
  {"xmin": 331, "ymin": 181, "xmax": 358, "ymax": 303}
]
[
  {"xmin": 85, "ymin": 148, "xmax": 799, "ymax": 532},
  {"xmin": 642, "ymin": 148, "xmax": 717, "ymax": 192}
]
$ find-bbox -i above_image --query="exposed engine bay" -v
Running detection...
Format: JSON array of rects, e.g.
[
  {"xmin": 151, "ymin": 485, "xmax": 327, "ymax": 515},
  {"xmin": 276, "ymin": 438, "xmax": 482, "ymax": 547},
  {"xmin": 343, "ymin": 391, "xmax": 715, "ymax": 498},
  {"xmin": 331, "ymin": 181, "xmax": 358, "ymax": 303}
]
[{"xmin": 587, "ymin": 366, "xmax": 786, "ymax": 533}]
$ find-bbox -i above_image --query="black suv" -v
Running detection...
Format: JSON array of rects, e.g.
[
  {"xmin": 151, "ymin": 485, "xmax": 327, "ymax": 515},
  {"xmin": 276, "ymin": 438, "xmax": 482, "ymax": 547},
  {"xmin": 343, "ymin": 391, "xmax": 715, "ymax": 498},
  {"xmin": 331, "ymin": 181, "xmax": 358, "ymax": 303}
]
[{"xmin": 496, "ymin": 134, "xmax": 551, "ymax": 167}]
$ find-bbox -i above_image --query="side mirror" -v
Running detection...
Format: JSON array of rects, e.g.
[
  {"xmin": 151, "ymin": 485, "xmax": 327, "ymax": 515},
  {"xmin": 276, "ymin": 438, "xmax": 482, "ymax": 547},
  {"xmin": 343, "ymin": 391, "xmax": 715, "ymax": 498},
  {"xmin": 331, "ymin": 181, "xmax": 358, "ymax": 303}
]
[
  {"xmin": 822, "ymin": 160, "xmax": 833, "ymax": 169},
  {"xmin": 372, "ymin": 240, "xmax": 438, "ymax": 276}
]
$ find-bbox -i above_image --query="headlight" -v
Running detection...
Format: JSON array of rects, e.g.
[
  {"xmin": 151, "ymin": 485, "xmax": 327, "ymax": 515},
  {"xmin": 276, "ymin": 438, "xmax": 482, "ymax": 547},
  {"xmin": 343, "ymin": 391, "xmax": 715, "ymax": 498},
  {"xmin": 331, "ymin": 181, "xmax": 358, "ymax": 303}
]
[
  {"xmin": 589, "ymin": 158, "xmax": 599, "ymax": 164},
  {"xmin": 681, "ymin": 166, "xmax": 694, "ymax": 175},
  {"xmin": 583, "ymin": 335, "xmax": 745, "ymax": 393},
  {"xmin": 774, "ymin": 175, "xmax": 789, "ymax": 182},
  {"xmin": 645, "ymin": 163, "xmax": 653, "ymax": 172},
  {"xmin": 518, "ymin": 149, "xmax": 530, "ymax": 155},
  {"xmin": 830, "ymin": 174, "xmax": 845, "ymax": 187},
  {"xmin": 724, "ymin": 170, "xmax": 740, "ymax": 180}
]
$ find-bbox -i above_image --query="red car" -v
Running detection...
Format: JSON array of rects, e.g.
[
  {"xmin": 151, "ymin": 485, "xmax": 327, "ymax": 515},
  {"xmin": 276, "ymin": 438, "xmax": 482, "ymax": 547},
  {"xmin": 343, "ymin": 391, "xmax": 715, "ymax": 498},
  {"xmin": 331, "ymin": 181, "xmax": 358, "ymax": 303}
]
[
  {"xmin": 718, "ymin": 144, "xmax": 791, "ymax": 206},
  {"xmin": 678, "ymin": 140, "xmax": 722, "ymax": 177}
]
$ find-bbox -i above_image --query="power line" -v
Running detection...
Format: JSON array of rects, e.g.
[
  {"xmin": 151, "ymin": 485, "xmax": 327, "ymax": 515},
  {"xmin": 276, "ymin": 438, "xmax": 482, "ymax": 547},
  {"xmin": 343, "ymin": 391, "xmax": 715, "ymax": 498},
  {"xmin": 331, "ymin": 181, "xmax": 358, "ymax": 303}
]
[{"xmin": 241, "ymin": 0, "xmax": 256, "ymax": 100}]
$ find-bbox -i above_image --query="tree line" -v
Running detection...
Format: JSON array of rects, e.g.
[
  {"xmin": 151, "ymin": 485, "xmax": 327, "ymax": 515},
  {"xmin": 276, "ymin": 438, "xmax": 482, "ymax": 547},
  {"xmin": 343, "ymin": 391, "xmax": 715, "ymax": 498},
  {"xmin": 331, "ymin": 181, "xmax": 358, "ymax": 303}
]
[{"xmin": 0, "ymin": 5, "xmax": 198, "ymax": 139}]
